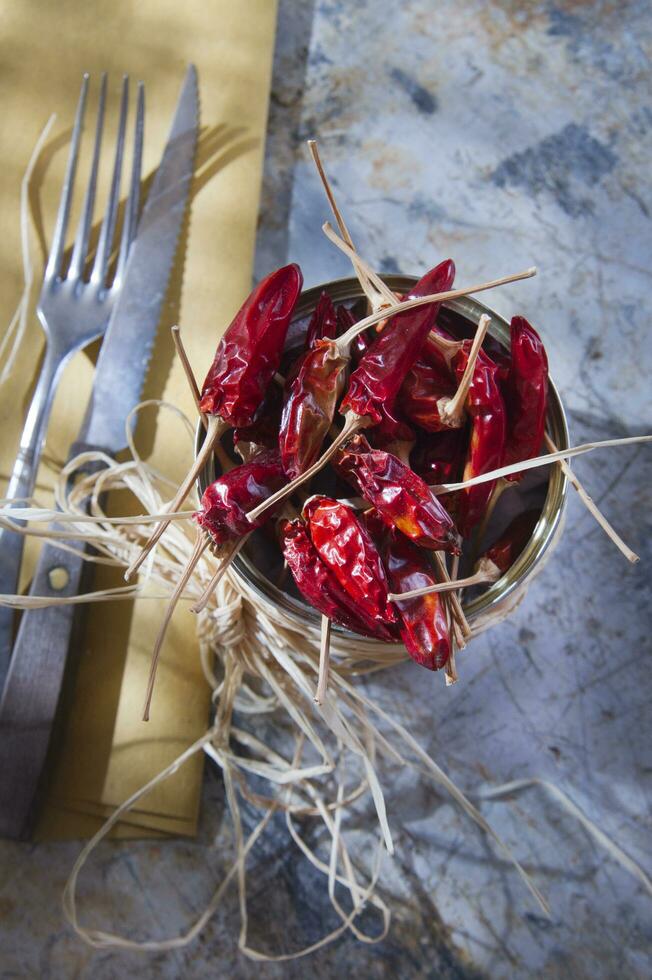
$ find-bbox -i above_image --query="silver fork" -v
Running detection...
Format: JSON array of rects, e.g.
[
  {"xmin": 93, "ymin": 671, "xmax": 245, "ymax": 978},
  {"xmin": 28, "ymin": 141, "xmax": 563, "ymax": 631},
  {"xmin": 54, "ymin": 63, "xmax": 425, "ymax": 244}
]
[{"xmin": 0, "ymin": 73, "xmax": 144, "ymax": 675}]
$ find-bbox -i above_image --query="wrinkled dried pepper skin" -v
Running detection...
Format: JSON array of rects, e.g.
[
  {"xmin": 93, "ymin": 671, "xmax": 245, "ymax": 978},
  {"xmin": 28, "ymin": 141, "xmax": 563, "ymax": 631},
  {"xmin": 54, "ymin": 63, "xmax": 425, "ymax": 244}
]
[
  {"xmin": 399, "ymin": 355, "xmax": 456, "ymax": 432},
  {"xmin": 281, "ymin": 519, "xmax": 397, "ymax": 640},
  {"xmin": 370, "ymin": 403, "xmax": 415, "ymax": 453},
  {"xmin": 337, "ymin": 436, "xmax": 460, "ymax": 554},
  {"xmin": 200, "ymin": 264, "xmax": 303, "ymax": 425},
  {"xmin": 383, "ymin": 529, "xmax": 450, "ymax": 670},
  {"xmin": 304, "ymin": 291, "xmax": 338, "ymax": 350},
  {"xmin": 303, "ymin": 496, "xmax": 397, "ymax": 625},
  {"xmin": 194, "ymin": 450, "xmax": 286, "ymax": 544},
  {"xmin": 279, "ymin": 339, "xmax": 349, "ymax": 479},
  {"xmin": 341, "ymin": 260, "xmax": 456, "ymax": 425},
  {"xmin": 477, "ymin": 508, "xmax": 540, "ymax": 575},
  {"xmin": 453, "ymin": 344, "xmax": 506, "ymax": 537},
  {"xmin": 503, "ymin": 316, "xmax": 549, "ymax": 481}
]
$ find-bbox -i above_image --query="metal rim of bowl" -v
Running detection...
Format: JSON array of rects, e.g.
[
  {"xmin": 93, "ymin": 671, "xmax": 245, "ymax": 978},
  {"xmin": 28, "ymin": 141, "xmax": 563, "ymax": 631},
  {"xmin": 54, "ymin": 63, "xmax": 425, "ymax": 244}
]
[{"xmin": 196, "ymin": 274, "xmax": 569, "ymax": 641}]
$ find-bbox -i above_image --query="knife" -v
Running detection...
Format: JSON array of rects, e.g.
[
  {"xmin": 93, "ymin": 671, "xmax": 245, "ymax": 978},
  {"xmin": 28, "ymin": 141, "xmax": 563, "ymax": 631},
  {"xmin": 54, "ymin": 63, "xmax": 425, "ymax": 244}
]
[{"xmin": 0, "ymin": 65, "xmax": 199, "ymax": 839}]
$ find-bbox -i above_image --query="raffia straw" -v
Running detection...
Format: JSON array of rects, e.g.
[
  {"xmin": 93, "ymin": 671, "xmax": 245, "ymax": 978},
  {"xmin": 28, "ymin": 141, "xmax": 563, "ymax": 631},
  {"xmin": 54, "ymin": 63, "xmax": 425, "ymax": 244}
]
[
  {"xmin": 543, "ymin": 433, "xmax": 639, "ymax": 563},
  {"xmin": 444, "ymin": 552, "xmax": 461, "ymax": 686},
  {"xmin": 3, "ymin": 398, "xmax": 641, "ymax": 957},
  {"xmin": 475, "ymin": 778, "xmax": 652, "ymax": 898},
  {"xmin": 388, "ymin": 567, "xmax": 497, "ymax": 602},
  {"xmin": 314, "ymin": 615, "xmax": 332, "ymax": 705},
  {"xmin": 432, "ymin": 435, "xmax": 652, "ymax": 494},
  {"xmin": 0, "ymin": 115, "xmax": 57, "ymax": 388}
]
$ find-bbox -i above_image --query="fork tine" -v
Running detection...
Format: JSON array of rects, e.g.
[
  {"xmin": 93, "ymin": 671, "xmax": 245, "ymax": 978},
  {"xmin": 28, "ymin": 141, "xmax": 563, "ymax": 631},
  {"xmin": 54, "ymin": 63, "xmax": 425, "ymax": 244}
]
[
  {"xmin": 115, "ymin": 81, "xmax": 144, "ymax": 283},
  {"xmin": 91, "ymin": 74, "xmax": 129, "ymax": 286},
  {"xmin": 68, "ymin": 73, "xmax": 107, "ymax": 281},
  {"xmin": 45, "ymin": 74, "xmax": 89, "ymax": 281}
]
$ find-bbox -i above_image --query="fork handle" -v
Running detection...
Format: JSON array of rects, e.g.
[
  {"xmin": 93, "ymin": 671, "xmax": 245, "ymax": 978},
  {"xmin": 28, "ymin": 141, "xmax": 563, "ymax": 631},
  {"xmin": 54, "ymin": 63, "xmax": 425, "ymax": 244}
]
[{"xmin": 0, "ymin": 341, "xmax": 69, "ymax": 686}]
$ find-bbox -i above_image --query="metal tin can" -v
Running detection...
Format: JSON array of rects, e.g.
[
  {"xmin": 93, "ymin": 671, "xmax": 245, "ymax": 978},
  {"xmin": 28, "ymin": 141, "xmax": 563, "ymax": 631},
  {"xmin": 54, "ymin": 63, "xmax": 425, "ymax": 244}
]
[{"xmin": 196, "ymin": 275, "xmax": 569, "ymax": 642}]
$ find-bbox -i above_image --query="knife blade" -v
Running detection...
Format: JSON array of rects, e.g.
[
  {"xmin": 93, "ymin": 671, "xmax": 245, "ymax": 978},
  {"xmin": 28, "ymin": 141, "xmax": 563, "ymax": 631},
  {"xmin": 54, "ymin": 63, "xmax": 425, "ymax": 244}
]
[{"xmin": 0, "ymin": 65, "xmax": 199, "ymax": 839}]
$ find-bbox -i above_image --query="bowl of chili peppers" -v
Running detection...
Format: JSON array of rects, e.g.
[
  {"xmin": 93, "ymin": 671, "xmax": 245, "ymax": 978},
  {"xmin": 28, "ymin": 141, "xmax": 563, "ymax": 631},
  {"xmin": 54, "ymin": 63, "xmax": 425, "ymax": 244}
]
[{"xmin": 191, "ymin": 266, "xmax": 569, "ymax": 677}]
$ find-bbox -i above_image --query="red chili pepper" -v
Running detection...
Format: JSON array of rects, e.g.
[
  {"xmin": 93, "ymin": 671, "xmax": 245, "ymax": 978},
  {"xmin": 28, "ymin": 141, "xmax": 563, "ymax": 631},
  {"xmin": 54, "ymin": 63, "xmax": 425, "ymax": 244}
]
[
  {"xmin": 482, "ymin": 334, "xmax": 511, "ymax": 383},
  {"xmin": 232, "ymin": 381, "xmax": 283, "ymax": 455},
  {"xmin": 503, "ymin": 316, "xmax": 549, "ymax": 481},
  {"xmin": 303, "ymin": 495, "xmax": 397, "ymax": 626},
  {"xmin": 340, "ymin": 260, "xmax": 456, "ymax": 426},
  {"xmin": 279, "ymin": 339, "xmax": 349, "ymax": 479},
  {"xmin": 128, "ymin": 265, "xmax": 303, "ymax": 581},
  {"xmin": 281, "ymin": 519, "xmax": 397, "ymax": 640},
  {"xmin": 199, "ymin": 264, "xmax": 303, "ymax": 426},
  {"xmin": 382, "ymin": 528, "xmax": 451, "ymax": 670},
  {"xmin": 336, "ymin": 303, "xmax": 357, "ymax": 333},
  {"xmin": 304, "ymin": 291, "xmax": 338, "ymax": 349},
  {"xmin": 369, "ymin": 403, "xmax": 415, "ymax": 457},
  {"xmin": 411, "ymin": 429, "xmax": 466, "ymax": 484},
  {"xmin": 452, "ymin": 345, "xmax": 506, "ymax": 537},
  {"xmin": 399, "ymin": 355, "xmax": 457, "ymax": 432},
  {"xmin": 337, "ymin": 435, "xmax": 460, "ymax": 554},
  {"xmin": 475, "ymin": 509, "xmax": 540, "ymax": 577},
  {"xmin": 194, "ymin": 449, "xmax": 286, "ymax": 545}
]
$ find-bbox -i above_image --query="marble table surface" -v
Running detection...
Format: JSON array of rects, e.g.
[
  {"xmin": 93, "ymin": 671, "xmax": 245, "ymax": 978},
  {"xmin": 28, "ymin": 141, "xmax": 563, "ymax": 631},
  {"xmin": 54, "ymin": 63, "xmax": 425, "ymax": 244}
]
[{"xmin": 2, "ymin": 1, "xmax": 651, "ymax": 977}]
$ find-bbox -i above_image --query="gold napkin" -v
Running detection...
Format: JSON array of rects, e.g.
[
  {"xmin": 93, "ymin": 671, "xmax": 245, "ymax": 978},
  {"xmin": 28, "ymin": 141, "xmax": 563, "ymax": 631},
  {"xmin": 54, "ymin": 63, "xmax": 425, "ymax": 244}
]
[{"xmin": 0, "ymin": 0, "xmax": 279, "ymax": 838}]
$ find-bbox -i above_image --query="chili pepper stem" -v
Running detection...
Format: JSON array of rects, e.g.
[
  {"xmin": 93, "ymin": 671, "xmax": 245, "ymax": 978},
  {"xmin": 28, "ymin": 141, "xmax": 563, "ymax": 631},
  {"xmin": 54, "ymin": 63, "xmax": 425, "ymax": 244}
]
[
  {"xmin": 171, "ymin": 325, "xmax": 208, "ymax": 430},
  {"xmin": 308, "ymin": 142, "xmax": 393, "ymax": 311},
  {"xmin": 246, "ymin": 413, "xmax": 365, "ymax": 523},
  {"xmin": 543, "ymin": 433, "xmax": 639, "ymax": 563},
  {"xmin": 142, "ymin": 531, "xmax": 210, "ymax": 722},
  {"xmin": 434, "ymin": 552, "xmax": 471, "ymax": 642},
  {"xmin": 440, "ymin": 315, "xmax": 492, "ymax": 426},
  {"xmin": 335, "ymin": 267, "xmax": 537, "ymax": 353},
  {"xmin": 431, "ymin": 434, "xmax": 652, "ymax": 495},
  {"xmin": 125, "ymin": 414, "xmax": 228, "ymax": 580},
  {"xmin": 190, "ymin": 533, "xmax": 250, "ymax": 614},
  {"xmin": 321, "ymin": 221, "xmax": 397, "ymax": 311},
  {"xmin": 314, "ymin": 615, "xmax": 332, "ymax": 705},
  {"xmin": 388, "ymin": 568, "xmax": 498, "ymax": 602},
  {"xmin": 444, "ymin": 553, "xmax": 461, "ymax": 685}
]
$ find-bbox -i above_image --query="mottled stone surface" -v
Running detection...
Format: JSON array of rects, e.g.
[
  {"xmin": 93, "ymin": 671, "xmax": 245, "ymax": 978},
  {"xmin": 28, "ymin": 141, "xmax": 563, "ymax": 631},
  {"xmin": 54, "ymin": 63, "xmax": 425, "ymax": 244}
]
[{"xmin": 2, "ymin": 1, "xmax": 652, "ymax": 976}]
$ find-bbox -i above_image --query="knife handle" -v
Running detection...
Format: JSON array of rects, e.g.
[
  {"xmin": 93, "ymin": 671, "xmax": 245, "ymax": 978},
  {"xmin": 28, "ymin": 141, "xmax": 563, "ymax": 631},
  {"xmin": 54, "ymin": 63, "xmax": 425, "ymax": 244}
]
[
  {"xmin": 0, "ymin": 538, "xmax": 90, "ymax": 838},
  {"xmin": 0, "ymin": 447, "xmax": 112, "ymax": 839}
]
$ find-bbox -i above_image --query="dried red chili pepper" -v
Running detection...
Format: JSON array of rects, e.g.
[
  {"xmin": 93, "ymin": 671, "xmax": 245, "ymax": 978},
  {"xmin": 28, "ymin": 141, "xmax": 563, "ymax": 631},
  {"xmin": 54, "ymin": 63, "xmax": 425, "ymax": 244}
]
[
  {"xmin": 281, "ymin": 518, "xmax": 396, "ymax": 640},
  {"xmin": 337, "ymin": 435, "xmax": 460, "ymax": 554},
  {"xmin": 303, "ymin": 495, "xmax": 397, "ymax": 626},
  {"xmin": 340, "ymin": 259, "xmax": 456, "ymax": 426},
  {"xmin": 475, "ymin": 509, "xmax": 540, "ymax": 578},
  {"xmin": 382, "ymin": 528, "xmax": 451, "ymax": 670},
  {"xmin": 194, "ymin": 449, "xmax": 287, "ymax": 545},
  {"xmin": 279, "ymin": 338, "xmax": 349, "ymax": 479},
  {"xmin": 304, "ymin": 291, "xmax": 338, "ymax": 350},
  {"xmin": 503, "ymin": 316, "xmax": 549, "ymax": 481},
  {"xmin": 411, "ymin": 429, "xmax": 466, "ymax": 485},
  {"xmin": 399, "ymin": 355, "xmax": 457, "ymax": 432},
  {"xmin": 369, "ymin": 403, "xmax": 415, "ymax": 462},
  {"xmin": 452, "ymin": 344, "xmax": 506, "ymax": 537},
  {"xmin": 127, "ymin": 264, "xmax": 303, "ymax": 579},
  {"xmin": 200, "ymin": 263, "xmax": 303, "ymax": 425},
  {"xmin": 232, "ymin": 381, "xmax": 283, "ymax": 457},
  {"xmin": 248, "ymin": 261, "xmax": 532, "ymax": 525}
]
